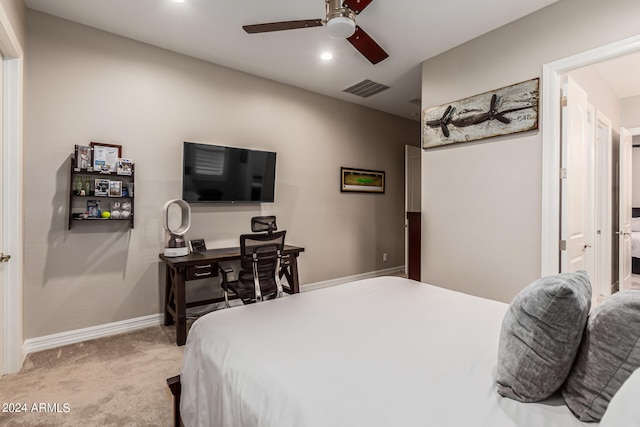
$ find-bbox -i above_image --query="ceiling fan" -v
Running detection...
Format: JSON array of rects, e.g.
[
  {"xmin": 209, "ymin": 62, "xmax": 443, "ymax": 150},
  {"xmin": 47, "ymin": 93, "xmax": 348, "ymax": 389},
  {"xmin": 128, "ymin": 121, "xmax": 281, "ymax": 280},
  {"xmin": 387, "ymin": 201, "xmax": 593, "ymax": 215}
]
[{"xmin": 242, "ymin": 0, "xmax": 389, "ymax": 65}]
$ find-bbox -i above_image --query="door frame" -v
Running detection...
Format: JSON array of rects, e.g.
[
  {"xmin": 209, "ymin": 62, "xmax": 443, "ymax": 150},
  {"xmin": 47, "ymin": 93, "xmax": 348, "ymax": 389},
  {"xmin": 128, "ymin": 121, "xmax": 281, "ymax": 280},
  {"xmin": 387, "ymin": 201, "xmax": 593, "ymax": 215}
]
[
  {"xmin": 0, "ymin": 5, "xmax": 23, "ymax": 374},
  {"xmin": 541, "ymin": 34, "xmax": 640, "ymax": 276}
]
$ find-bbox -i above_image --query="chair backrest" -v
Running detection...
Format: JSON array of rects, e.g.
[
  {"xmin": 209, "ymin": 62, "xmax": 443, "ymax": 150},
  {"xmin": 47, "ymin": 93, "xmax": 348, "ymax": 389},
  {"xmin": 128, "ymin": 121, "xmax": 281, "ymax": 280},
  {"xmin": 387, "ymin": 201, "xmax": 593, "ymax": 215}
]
[
  {"xmin": 239, "ymin": 230, "xmax": 286, "ymax": 273},
  {"xmin": 251, "ymin": 216, "xmax": 277, "ymax": 234}
]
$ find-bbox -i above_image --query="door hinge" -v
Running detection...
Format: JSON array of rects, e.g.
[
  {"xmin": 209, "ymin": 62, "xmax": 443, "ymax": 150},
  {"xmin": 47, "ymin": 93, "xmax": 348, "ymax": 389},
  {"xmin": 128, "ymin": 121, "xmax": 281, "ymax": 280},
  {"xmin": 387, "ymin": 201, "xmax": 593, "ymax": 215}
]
[
  {"xmin": 559, "ymin": 240, "xmax": 567, "ymax": 251},
  {"xmin": 560, "ymin": 168, "xmax": 567, "ymax": 179},
  {"xmin": 0, "ymin": 253, "xmax": 11, "ymax": 262},
  {"xmin": 561, "ymin": 96, "xmax": 567, "ymax": 107}
]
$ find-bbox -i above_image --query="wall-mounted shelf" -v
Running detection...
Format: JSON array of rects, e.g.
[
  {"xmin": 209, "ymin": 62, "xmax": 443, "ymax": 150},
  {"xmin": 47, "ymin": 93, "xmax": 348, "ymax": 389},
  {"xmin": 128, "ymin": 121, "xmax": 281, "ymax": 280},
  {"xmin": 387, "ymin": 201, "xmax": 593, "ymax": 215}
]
[{"xmin": 68, "ymin": 156, "xmax": 135, "ymax": 230}]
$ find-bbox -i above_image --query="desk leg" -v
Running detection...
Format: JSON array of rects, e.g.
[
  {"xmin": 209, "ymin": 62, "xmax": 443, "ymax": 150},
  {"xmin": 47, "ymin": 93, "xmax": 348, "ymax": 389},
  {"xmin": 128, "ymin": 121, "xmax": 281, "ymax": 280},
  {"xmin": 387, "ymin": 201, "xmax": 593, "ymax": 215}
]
[
  {"xmin": 290, "ymin": 254, "xmax": 300, "ymax": 294},
  {"xmin": 175, "ymin": 268, "xmax": 187, "ymax": 346},
  {"xmin": 164, "ymin": 265, "xmax": 175, "ymax": 326}
]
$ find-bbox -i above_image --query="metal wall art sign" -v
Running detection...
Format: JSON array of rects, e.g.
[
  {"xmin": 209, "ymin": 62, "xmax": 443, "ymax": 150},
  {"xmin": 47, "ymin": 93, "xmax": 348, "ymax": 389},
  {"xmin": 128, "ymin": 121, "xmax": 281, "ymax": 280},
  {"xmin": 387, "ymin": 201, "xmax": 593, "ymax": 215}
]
[{"xmin": 422, "ymin": 78, "xmax": 539, "ymax": 149}]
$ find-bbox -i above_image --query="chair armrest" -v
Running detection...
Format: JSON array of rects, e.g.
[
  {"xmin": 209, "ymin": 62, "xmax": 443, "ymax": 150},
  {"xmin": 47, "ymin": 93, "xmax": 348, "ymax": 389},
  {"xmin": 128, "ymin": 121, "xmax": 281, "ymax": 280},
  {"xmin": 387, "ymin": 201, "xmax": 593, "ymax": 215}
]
[{"xmin": 218, "ymin": 262, "xmax": 234, "ymax": 275}]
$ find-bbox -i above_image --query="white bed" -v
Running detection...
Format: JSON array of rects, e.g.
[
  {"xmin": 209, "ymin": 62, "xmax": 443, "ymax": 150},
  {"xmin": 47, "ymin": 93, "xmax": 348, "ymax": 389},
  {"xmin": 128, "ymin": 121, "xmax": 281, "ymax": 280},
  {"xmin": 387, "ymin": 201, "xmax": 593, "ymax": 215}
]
[{"xmin": 179, "ymin": 276, "xmax": 595, "ymax": 427}]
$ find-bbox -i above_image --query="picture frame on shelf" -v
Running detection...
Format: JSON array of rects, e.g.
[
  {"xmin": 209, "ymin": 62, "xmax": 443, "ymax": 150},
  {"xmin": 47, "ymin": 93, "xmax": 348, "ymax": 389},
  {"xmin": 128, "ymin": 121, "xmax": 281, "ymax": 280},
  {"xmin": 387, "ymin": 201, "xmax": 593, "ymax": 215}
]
[
  {"xmin": 109, "ymin": 180, "xmax": 123, "ymax": 197},
  {"xmin": 90, "ymin": 142, "xmax": 122, "ymax": 173},
  {"xmin": 116, "ymin": 158, "xmax": 133, "ymax": 175},
  {"xmin": 74, "ymin": 145, "xmax": 93, "ymax": 171},
  {"xmin": 94, "ymin": 179, "xmax": 110, "ymax": 196},
  {"xmin": 86, "ymin": 200, "xmax": 101, "ymax": 218}
]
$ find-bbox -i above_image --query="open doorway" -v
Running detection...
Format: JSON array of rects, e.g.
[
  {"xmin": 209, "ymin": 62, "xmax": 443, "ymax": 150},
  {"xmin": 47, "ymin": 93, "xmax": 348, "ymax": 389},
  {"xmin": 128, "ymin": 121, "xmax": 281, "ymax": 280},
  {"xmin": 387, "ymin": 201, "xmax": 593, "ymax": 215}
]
[{"xmin": 541, "ymin": 35, "xmax": 640, "ymax": 303}]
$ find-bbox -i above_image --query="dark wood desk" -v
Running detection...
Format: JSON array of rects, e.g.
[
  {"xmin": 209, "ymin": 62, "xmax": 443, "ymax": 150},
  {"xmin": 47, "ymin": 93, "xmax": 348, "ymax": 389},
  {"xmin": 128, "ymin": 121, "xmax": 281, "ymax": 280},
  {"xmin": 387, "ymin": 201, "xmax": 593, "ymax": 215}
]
[{"xmin": 159, "ymin": 245, "xmax": 305, "ymax": 346}]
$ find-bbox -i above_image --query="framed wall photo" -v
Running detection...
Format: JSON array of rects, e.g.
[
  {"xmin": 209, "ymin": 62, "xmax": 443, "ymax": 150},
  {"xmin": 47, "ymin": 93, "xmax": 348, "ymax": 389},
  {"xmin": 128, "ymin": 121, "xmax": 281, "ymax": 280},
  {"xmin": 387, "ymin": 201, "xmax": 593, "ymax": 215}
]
[
  {"xmin": 340, "ymin": 167, "xmax": 385, "ymax": 193},
  {"xmin": 90, "ymin": 142, "xmax": 122, "ymax": 173}
]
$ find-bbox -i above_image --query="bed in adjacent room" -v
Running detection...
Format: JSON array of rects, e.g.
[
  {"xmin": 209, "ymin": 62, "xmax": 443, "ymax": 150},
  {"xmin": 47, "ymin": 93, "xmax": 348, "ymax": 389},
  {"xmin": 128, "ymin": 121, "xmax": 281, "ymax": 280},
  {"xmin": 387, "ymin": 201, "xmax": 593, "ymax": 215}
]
[{"xmin": 175, "ymin": 276, "xmax": 607, "ymax": 427}]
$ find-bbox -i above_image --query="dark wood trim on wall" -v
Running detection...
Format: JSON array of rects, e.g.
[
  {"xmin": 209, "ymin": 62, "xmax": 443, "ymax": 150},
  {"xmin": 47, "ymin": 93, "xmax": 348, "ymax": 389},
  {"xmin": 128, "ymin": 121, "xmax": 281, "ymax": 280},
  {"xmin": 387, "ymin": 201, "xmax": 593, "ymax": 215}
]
[{"xmin": 407, "ymin": 212, "xmax": 421, "ymax": 281}]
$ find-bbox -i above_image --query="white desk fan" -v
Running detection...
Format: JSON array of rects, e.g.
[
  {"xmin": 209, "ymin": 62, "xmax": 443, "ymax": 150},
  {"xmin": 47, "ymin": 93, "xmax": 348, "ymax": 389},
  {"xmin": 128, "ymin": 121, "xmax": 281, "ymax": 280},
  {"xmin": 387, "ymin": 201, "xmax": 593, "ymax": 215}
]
[{"xmin": 163, "ymin": 199, "xmax": 191, "ymax": 257}]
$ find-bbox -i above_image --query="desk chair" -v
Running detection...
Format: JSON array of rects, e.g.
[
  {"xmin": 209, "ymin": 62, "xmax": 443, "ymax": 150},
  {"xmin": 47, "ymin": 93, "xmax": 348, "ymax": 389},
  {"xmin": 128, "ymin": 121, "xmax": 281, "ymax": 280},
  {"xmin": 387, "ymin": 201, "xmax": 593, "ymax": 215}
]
[
  {"xmin": 251, "ymin": 216, "xmax": 295, "ymax": 289},
  {"xmin": 219, "ymin": 230, "xmax": 287, "ymax": 307}
]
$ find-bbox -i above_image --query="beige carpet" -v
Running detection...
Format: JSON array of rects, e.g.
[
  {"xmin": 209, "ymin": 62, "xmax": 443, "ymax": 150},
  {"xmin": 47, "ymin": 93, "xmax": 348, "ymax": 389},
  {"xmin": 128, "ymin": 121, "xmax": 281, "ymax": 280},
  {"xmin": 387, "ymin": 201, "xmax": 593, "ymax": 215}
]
[{"xmin": 0, "ymin": 325, "xmax": 183, "ymax": 427}]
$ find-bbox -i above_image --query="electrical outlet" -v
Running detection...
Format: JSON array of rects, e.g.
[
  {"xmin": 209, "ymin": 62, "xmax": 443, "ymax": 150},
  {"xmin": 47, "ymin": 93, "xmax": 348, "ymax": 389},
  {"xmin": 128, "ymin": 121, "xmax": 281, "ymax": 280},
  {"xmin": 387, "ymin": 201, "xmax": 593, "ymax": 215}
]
[{"xmin": 383, "ymin": 253, "xmax": 388, "ymax": 262}]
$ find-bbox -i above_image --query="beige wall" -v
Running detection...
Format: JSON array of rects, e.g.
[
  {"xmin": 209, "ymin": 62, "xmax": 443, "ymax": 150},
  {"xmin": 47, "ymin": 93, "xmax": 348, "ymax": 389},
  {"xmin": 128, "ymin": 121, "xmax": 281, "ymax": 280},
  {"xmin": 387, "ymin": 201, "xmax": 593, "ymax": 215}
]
[
  {"xmin": 421, "ymin": 0, "xmax": 640, "ymax": 303},
  {"xmin": 622, "ymin": 96, "xmax": 640, "ymax": 128},
  {"xmin": 24, "ymin": 10, "xmax": 419, "ymax": 339}
]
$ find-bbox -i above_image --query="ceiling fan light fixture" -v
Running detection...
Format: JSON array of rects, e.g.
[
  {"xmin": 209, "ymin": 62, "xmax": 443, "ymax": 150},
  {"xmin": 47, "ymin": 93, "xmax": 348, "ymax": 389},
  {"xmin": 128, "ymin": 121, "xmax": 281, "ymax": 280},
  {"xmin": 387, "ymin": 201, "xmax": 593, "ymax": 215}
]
[{"xmin": 325, "ymin": 9, "xmax": 356, "ymax": 39}]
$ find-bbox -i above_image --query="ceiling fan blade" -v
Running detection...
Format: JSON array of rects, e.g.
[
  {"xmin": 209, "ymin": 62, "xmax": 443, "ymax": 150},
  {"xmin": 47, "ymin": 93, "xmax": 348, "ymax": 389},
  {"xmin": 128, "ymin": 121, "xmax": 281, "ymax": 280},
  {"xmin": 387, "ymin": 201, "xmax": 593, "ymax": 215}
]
[
  {"xmin": 243, "ymin": 19, "xmax": 322, "ymax": 34},
  {"xmin": 347, "ymin": 26, "xmax": 389, "ymax": 65},
  {"xmin": 343, "ymin": 0, "xmax": 374, "ymax": 14}
]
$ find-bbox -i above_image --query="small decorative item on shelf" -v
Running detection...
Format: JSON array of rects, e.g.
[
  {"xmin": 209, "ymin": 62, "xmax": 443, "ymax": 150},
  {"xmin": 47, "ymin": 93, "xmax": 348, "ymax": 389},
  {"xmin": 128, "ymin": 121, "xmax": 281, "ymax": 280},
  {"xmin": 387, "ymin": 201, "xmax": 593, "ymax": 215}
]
[
  {"xmin": 109, "ymin": 180, "xmax": 123, "ymax": 197},
  {"xmin": 95, "ymin": 179, "xmax": 109, "ymax": 196},
  {"xmin": 83, "ymin": 176, "xmax": 92, "ymax": 196},
  {"xmin": 116, "ymin": 158, "xmax": 133, "ymax": 176},
  {"xmin": 74, "ymin": 176, "xmax": 83, "ymax": 195},
  {"xmin": 86, "ymin": 200, "xmax": 101, "ymax": 218},
  {"xmin": 111, "ymin": 201, "xmax": 122, "ymax": 219},
  {"xmin": 121, "ymin": 201, "xmax": 132, "ymax": 219},
  {"xmin": 74, "ymin": 145, "xmax": 93, "ymax": 171},
  {"xmin": 189, "ymin": 239, "xmax": 206, "ymax": 252}
]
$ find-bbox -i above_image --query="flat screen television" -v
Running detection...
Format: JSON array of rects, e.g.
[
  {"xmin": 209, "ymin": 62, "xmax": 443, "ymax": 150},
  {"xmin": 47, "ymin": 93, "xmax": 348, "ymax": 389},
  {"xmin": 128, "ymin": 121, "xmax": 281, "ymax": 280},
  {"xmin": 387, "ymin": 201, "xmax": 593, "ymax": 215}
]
[{"xmin": 182, "ymin": 142, "xmax": 277, "ymax": 203}]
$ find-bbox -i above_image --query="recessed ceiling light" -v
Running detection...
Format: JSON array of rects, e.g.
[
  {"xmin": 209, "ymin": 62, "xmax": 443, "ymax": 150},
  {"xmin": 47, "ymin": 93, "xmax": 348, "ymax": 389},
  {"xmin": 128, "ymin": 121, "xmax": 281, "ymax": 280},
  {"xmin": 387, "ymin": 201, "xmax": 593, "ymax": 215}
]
[
  {"xmin": 173, "ymin": 0, "xmax": 185, "ymax": 3},
  {"xmin": 320, "ymin": 52, "xmax": 333, "ymax": 61}
]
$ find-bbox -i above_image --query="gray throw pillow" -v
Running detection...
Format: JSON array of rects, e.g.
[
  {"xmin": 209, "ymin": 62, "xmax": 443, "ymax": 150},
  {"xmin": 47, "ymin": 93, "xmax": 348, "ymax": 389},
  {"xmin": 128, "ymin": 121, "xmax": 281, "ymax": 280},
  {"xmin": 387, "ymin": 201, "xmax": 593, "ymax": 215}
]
[
  {"xmin": 496, "ymin": 271, "xmax": 591, "ymax": 402},
  {"xmin": 562, "ymin": 290, "xmax": 640, "ymax": 422}
]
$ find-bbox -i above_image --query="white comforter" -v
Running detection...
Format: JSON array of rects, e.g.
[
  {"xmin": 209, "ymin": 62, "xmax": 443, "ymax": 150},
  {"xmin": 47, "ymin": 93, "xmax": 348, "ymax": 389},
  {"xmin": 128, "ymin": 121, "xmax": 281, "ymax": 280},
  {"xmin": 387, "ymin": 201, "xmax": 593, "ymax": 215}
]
[{"xmin": 180, "ymin": 276, "xmax": 594, "ymax": 427}]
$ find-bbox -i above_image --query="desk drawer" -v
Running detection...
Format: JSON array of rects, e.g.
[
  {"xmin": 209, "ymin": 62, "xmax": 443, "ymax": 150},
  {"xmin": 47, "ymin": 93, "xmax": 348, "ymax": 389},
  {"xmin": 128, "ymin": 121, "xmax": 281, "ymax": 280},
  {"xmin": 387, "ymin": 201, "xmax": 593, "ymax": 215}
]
[{"xmin": 186, "ymin": 263, "xmax": 216, "ymax": 280}]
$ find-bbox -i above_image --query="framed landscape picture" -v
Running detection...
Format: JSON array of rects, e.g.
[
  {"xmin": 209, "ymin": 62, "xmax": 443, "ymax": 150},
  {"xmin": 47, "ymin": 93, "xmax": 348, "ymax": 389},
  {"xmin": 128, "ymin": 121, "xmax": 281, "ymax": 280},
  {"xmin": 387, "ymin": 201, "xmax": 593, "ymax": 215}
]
[{"xmin": 340, "ymin": 167, "xmax": 385, "ymax": 193}]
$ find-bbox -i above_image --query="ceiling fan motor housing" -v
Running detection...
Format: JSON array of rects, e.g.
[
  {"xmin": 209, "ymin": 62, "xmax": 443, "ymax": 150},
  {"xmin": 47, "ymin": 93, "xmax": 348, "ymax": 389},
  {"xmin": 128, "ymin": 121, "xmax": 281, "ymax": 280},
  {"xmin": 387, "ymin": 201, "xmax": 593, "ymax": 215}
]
[{"xmin": 325, "ymin": 0, "xmax": 356, "ymax": 38}]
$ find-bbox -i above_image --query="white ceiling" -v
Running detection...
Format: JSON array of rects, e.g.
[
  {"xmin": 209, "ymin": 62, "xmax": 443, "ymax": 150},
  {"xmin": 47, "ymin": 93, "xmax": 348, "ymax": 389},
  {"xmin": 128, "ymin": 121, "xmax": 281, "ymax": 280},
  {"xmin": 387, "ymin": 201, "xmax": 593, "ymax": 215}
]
[{"xmin": 24, "ymin": 0, "xmax": 559, "ymax": 121}]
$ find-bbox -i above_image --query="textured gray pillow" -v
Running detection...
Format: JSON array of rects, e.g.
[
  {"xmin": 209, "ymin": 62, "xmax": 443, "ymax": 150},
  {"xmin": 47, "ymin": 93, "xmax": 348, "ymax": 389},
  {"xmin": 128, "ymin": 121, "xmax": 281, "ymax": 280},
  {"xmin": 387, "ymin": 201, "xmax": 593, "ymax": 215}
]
[
  {"xmin": 562, "ymin": 290, "xmax": 640, "ymax": 422},
  {"xmin": 496, "ymin": 271, "xmax": 591, "ymax": 402}
]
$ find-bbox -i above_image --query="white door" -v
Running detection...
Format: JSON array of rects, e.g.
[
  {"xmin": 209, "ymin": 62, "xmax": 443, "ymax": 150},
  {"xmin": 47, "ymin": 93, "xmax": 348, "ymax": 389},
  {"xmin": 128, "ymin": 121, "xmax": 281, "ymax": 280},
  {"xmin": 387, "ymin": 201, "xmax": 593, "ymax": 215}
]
[
  {"xmin": 595, "ymin": 111, "xmax": 613, "ymax": 298},
  {"xmin": 560, "ymin": 77, "xmax": 595, "ymax": 276},
  {"xmin": 0, "ymin": 52, "xmax": 4, "ymax": 375},
  {"xmin": 405, "ymin": 145, "xmax": 421, "ymax": 270},
  {"xmin": 619, "ymin": 127, "xmax": 633, "ymax": 291}
]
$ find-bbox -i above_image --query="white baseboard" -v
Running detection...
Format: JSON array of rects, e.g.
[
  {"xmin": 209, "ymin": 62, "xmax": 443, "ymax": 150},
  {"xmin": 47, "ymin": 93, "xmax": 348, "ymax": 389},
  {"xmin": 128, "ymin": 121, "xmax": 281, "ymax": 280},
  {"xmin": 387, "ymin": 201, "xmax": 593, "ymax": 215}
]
[
  {"xmin": 22, "ymin": 267, "xmax": 405, "ymax": 354},
  {"xmin": 23, "ymin": 313, "xmax": 164, "ymax": 355},
  {"xmin": 301, "ymin": 265, "xmax": 405, "ymax": 292}
]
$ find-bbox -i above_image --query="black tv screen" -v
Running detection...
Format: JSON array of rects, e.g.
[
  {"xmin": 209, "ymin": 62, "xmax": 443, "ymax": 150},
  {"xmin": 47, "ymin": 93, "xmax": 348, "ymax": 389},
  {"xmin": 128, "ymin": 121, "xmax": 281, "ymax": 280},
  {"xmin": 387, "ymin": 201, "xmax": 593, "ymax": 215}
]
[{"xmin": 182, "ymin": 142, "xmax": 277, "ymax": 203}]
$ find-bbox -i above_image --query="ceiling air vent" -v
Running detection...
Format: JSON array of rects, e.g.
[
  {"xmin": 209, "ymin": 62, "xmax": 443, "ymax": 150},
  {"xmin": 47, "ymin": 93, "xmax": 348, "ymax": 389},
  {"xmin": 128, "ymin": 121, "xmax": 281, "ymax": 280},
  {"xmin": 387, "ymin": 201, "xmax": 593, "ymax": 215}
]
[{"xmin": 342, "ymin": 79, "xmax": 390, "ymax": 98}]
